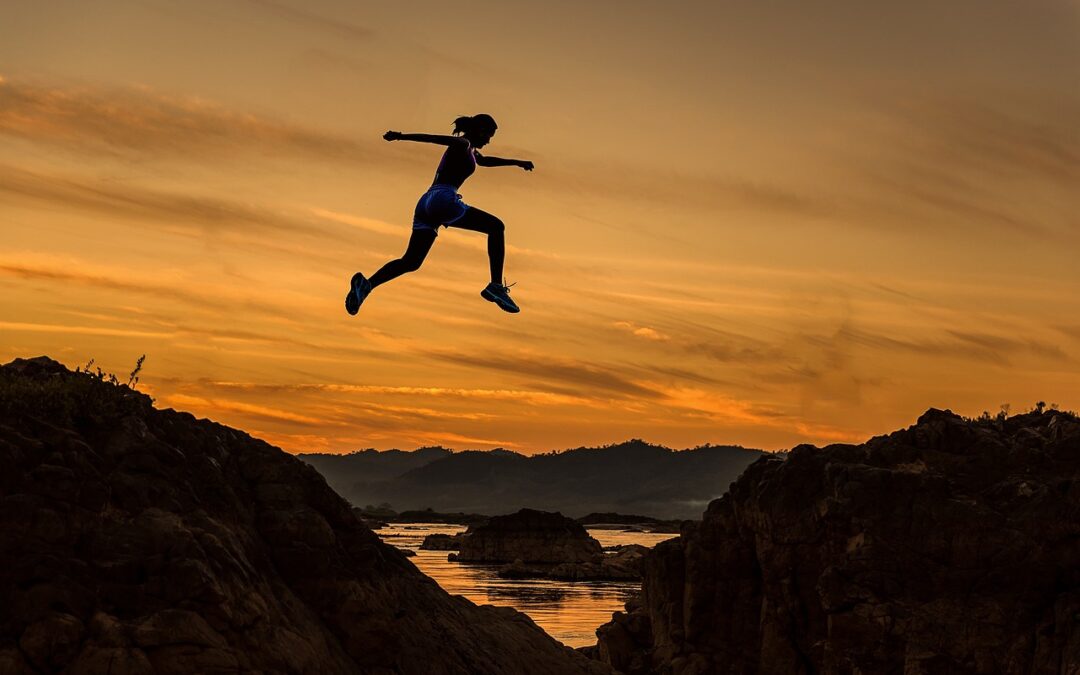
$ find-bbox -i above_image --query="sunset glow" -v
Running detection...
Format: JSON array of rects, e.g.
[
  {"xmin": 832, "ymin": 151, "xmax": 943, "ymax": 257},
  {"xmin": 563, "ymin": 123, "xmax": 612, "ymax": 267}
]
[{"xmin": 2, "ymin": 1, "xmax": 1078, "ymax": 453}]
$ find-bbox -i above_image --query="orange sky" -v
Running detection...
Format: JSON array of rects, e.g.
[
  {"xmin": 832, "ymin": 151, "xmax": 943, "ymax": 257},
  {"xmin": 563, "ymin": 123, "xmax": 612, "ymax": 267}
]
[{"xmin": 2, "ymin": 1, "xmax": 1078, "ymax": 453}]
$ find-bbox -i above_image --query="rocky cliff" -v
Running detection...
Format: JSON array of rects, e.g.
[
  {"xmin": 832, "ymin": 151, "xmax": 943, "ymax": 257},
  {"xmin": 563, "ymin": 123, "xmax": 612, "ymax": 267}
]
[
  {"xmin": 596, "ymin": 408, "xmax": 1080, "ymax": 675},
  {"xmin": 0, "ymin": 357, "xmax": 607, "ymax": 674}
]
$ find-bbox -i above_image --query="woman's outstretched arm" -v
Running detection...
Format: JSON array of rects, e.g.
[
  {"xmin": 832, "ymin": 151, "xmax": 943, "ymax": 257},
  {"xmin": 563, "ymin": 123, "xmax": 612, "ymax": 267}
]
[
  {"xmin": 384, "ymin": 130, "xmax": 468, "ymax": 147},
  {"xmin": 475, "ymin": 152, "xmax": 534, "ymax": 171}
]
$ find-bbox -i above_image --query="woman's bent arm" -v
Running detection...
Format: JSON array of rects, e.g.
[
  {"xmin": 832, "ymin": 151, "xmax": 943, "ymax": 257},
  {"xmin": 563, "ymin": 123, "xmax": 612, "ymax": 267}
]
[{"xmin": 476, "ymin": 154, "xmax": 534, "ymax": 171}]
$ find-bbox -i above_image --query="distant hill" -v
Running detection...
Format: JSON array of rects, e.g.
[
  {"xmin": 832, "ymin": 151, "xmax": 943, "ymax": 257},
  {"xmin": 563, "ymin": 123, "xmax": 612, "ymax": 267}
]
[
  {"xmin": 300, "ymin": 446, "xmax": 452, "ymax": 489},
  {"xmin": 300, "ymin": 440, "xmax": 766, "ymax": 520}
]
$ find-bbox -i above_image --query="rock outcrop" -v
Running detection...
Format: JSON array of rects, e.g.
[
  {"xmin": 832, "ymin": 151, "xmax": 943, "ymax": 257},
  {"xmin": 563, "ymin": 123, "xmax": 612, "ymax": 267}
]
[
  {"xmin": 420, "ymin": 532, "xmax": 467, "ymax": 551},
  {"xmin": 551, "ymin": 545, "xmax": 648, "ymax": 581},
  {"xmin": 455, "ymin": 508, "xmax": 603, "ymax": 564},
  {"xmin": 596, "ymin": 408, "xmax": 1080, "ymax": 674},
  {"xmin": 500, "ymin": 545, "xmax": 649, "ymax": 582},
  {"xmin": 0, "ymin": 357, "xmax": 607, "ymax": 675}
]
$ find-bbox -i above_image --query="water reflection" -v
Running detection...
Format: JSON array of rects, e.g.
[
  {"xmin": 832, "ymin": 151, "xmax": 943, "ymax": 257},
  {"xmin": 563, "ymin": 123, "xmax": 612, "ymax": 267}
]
[
  {"xmin": 377, "ymin": 523, "xmax": 675, "ymax": 648},
  {"xmin": 483, "ymin": 584, "xmax": 568, "ymax": 605}
]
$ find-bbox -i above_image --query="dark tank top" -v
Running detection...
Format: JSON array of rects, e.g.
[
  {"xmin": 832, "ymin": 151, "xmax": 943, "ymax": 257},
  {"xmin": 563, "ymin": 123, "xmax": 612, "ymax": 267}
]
[{"xmin": 432, "ymin": 142, "xmax": 477, "ymax": 189}]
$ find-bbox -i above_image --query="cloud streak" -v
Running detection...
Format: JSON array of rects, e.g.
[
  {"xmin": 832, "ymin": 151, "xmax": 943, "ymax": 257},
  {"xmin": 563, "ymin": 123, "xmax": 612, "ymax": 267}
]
[
  {"xmin": 0, "ymin": 321, "xmax": 171, "ymax": 340},
  {"xmin": 856, "ymin": 93, "xmax": 1080, "ymax": 236},
  {"xmin": 425, "ymin": 348, "xmax": 660, "ymax": 399},
  {"xmin": 0, "ymin": 78, "xmax": 385, "ymax": 164},
  {"xmin": 195, "ymin": 379, "xmax": 595, "ymax": 407},
  {"xmin": 0, "ymin": 165, "xmax": 328, "ymax": 238},
  {"xmin": 803, "ymin": 323, "xmax": 1069, "ymax": 367},
  {"xmin": 0, "ymin": 78, "xmax": 845, "ymax": 226},
  {"xmin": 613, "ymin": 320, "xmax": 670, "ymax": 341},
  {"xmin": 242, "ymin": 0, "xmax": 374, "ymax": 41},
  {"xmin": 164, "ymin": 393, "xmax": 325, "ymax": 426},
  {"xmin": 0, "ymin": 257, "xmax": 293, "ymax": 319}
]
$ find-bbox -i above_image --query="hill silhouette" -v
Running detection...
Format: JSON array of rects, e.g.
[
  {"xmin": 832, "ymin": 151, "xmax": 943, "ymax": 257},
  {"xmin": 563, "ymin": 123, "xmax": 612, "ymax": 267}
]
[
  {"xmin": 0, "ymin": 357, "xmax": 604, "ymax": 674},
  {"xmin": 301, "ymin": 441, "xmax": 765, "ymax": 520},
  {"xmin": 301, "ymin": 446, "xmax": 452, "ymax": 486}
]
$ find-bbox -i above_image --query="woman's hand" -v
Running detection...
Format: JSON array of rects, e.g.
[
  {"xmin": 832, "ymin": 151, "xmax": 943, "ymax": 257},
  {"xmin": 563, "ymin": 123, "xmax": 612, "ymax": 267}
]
[
  {"xmin": 518, "ymin": 160, "xmax": 535, "ymax": 171},
  {"xmin": 383, "ymin": 130, "xmax": 403, "ymax": 141}
]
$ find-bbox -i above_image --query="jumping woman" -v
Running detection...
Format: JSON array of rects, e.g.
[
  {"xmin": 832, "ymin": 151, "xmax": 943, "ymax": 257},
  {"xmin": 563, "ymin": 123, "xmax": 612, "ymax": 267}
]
[{"xmin": 345, "ymin": 114, "xmax": 533, "ymax": 315}]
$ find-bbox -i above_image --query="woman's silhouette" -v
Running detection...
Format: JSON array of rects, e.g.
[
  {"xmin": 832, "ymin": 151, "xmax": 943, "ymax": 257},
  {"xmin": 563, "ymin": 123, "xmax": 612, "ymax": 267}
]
[{"xmin": 346, "ymin": 114, "xmax": 533, "ymax": 315}]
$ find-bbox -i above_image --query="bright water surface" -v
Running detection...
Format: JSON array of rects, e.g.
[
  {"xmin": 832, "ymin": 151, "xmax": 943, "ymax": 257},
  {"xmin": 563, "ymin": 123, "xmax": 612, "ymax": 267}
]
[{"xmin": 377, "ymin": 523, "xmax": 676, "ymax": 648}]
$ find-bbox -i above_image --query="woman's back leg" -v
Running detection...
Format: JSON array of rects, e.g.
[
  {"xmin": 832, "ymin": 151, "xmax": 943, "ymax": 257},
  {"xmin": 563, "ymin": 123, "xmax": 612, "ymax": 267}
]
[{"xmin": 368, "ymin": 227, "xmax": 438, "ymax": 289}]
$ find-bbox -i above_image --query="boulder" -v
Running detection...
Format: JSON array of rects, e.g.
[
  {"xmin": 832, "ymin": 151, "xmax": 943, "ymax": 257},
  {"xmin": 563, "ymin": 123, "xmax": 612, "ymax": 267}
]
[
  {"xmin": 547, "ymin": 545, "xmax": 649, "ymax": 581},
  {"xmin": 489, "ymin": 543, "xmax": 649, "ymax": 583},
  {"xmin": 420, "ymin": 532, "xmax": 468, "ymax": 551},
  {"xmin": 455, "ymin": 508, "xmax": 603, "ymax": 564}
]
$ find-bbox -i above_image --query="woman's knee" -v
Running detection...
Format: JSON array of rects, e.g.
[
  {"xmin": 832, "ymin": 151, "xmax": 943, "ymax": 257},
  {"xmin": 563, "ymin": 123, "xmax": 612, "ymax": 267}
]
[
  {"xmin": 401, "ymin": 255, "xmax": 425, "ymax": 272},
  {"xmin": 488, "ymin": 216, "xmax": 505, "ymax": 234}
]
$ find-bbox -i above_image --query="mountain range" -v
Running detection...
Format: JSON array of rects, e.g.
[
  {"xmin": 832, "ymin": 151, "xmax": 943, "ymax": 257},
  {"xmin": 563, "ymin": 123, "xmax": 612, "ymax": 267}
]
[{"xmin": 300, "ymin": 441, "xmax": 766, "ymax": 520}]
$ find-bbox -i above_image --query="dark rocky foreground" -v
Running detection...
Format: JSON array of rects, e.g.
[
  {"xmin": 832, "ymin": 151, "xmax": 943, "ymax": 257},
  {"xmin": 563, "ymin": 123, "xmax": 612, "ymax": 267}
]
[
  {"xmin": 0, "ymin": 357, "xmax": 607, "ymax": 674},
  {"xmin": 595, "ymin": 408, "xmax": 1080, "ymax": 675}
]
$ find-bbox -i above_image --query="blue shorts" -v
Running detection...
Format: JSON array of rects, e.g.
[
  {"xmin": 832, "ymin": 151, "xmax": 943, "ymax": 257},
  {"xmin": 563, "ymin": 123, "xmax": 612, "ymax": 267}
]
[{"xmin": 413, "ymin": 184, "xmax": 469, "ymax": 234}]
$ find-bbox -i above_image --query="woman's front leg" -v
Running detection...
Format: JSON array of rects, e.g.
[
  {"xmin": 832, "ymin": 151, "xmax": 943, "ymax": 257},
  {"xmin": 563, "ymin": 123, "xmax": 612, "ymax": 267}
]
[{"xmin": 448, "ymin": 207, "xmax": 505, "ymax": 284}]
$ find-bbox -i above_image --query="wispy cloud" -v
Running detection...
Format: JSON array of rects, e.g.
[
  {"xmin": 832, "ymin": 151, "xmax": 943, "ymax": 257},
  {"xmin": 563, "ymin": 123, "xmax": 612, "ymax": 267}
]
[
  {"xmin": 164, "ymin": 393, "xmax": 325, "ymax": 426},
  {"xmin": 608, "ymin": 316, "xmax": 786, "ymax": 368},
  {"xmin": 796, "ymin": 321, "xmax": 1071, "ymax": 385},
  {"xmin": 537, "ymin": 160, "xmax": 838, "ymax": 223},
  {"xmin": 631, "ymin": 364, "xmax": 737, "ymax": 388},
  {"xmin": 868, "ymin": 165, "xmax": 1046, "ymax": 235},
  {"xmin": 425, "ymin": 348, "xmax": 660, "ymax": 399},
  {"xmin": 196, "ymin": 380, "xmax": 594, "ymax": 407},
  {"xmin": 648, "ymin": 383, "xmax": 867, "ymax": 444},
  {"xmin": 310, "ymin": 207, "xmax": 401, "ymax": 236},
  {"xmin": 684, "ymin": 339, "xmax": 781, "ymax": 364},
  {"xmin": 893, "ymin": 96, "xmax": 1080, "ymax": 184},
  {"xmin": 648, "ymin": 384, "xmax": 783, "ymax": 425},
  {"xmin": 404, "ymin": 430, "xmax": 523, "ymax": 449},
  {"xmin": 0, "ymin": 255, "xmax": 314, "ymax": 321},
  {"xmin": 0, "ymin": 320, "xmax": 171, "ymax": 340},
  {"xmin": 946, "ymin": 330, "xmax": 1068, "ymax": 362},
  {"xmin": 0, "ymin": 165, "xmax": 327, "ymax": 237},
  {"xmin": 0, "ymin": 77, "xmax": 851, "ymax": 233},
  {"xmin": 613, "ymin": 320, "xmax": 670, "ymax": 341},
  {"xmin": 0, "ymin": 77, "xmax": 825, "ymax": 228},
  {"xmin": 1055, "ymin": 324, "xmax": 1080, "ymax": 341},
  {"xmin": 334, "ymin": 400, "xmax": 497, "ymax": 423},
  {"xmin": 856, "ymin": 93, "xmax": 1080, "ymax": 236},
  {"xmin": 242, "ymin": 0, "xmax": 374, "ymax": 41},
  {"xmin": 0, "ymin": 78, "xmax": 385, "ymax": 164}
]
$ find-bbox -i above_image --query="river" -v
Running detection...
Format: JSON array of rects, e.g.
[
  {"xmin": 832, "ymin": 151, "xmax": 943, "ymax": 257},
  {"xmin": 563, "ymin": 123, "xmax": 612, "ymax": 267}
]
[{"xmin": 376, "ymin": 523, "xmax": 676, "ymax": 648}]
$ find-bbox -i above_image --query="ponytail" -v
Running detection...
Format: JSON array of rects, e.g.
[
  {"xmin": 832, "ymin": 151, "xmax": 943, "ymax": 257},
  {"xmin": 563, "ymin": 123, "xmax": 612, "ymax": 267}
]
[
  {"xmin": 452, "ymin": 116, "xmax": 472, "ymax": 135},
  {"xmin": 452, "ymin": 113, "xmax": 498, "ymax": 136}
]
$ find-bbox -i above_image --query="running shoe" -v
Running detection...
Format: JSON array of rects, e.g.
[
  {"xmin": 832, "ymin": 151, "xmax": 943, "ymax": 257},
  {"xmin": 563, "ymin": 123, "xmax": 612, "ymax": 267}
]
[
  {"xmin": 481, "ymin": 280, "xmax": 520, "ymax": 313},
  {"xmin": 345, "ymin": 272, "xmax": 372, "ymax": 315}
]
